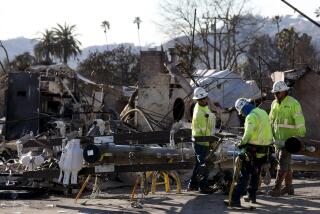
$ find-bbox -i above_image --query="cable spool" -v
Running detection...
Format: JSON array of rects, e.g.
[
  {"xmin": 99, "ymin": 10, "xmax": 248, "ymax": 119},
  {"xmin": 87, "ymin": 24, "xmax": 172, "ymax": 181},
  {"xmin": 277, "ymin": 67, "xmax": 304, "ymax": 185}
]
[{"xmin": 83, "ymin": 144, "xmax": 101, "ymax": 163}]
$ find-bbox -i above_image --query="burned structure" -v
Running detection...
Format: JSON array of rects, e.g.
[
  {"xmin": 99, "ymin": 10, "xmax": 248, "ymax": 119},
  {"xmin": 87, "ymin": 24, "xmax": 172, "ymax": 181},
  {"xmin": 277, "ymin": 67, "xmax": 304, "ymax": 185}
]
[
  {"xmin": 128, "ymin": 51, "xmax": 263, "ymax": 133},
  {"xmin": 5, "ymin": 64, "xmax": 105, "ymax": 141},
  {"xmin": 0, "ymin": 61, "xmax": 226, "ymax": 197},
  {"xmin": 0, "ymin": 51, "xmax": 319, "ymax": 202}
]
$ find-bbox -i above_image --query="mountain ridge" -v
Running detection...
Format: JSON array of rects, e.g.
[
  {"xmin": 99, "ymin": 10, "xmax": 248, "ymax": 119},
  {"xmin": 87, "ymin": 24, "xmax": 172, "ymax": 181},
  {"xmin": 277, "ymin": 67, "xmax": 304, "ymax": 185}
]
[{"xmin": 1, "ymin": 15, "xmax": 320, "ymax": 68}]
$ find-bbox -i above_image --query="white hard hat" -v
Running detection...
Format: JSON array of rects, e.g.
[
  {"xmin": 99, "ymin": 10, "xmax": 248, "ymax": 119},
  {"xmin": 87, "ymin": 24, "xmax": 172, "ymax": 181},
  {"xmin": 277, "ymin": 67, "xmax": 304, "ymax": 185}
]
[
  {"xmin": 192, "ymin": 87, "xmax": 208, "ymax": 100},
  {"xmin": 235, "ymin": 98, "xmax": 249, "ymax": 114},
  {"xmin": 271, "ymin": 81, "xmax": 290, "ymax": 93}
]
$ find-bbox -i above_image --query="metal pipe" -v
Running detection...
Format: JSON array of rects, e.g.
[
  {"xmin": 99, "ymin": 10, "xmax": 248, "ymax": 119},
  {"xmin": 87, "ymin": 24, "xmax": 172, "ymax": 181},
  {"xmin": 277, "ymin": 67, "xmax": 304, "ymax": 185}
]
[
  {"xmin": 120, "ymin": 108, "xmax": 154, "ymax": 131},
  {"xmin": 221, "ymin": 150, "xmax": 320, "ymax": 171},
  {"xmin": 285, "ymin": 137, "xmax": 320, "ymax": 158},
  {"xmin": 83, "ymin": 143, "xmax": 194, "ymax": 164}
]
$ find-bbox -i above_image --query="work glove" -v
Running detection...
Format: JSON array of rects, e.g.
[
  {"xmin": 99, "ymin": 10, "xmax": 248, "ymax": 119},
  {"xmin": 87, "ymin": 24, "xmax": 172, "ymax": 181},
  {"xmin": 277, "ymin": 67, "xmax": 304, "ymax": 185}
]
[
  {"xmin": 235, "ymin": 141, "xmax": 246, "ymax": 149},
  {"xmin": 273, "ymin": 140, "xmax": 285, "ymax": 148}
]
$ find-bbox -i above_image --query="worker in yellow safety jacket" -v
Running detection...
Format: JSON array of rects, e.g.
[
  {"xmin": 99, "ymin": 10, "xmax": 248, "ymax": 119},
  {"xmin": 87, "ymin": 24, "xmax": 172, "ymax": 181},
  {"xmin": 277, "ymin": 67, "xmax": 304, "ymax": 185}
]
[
  {"xmin": 269, "ymin": 81, "xmax": 306, "ymax": 197},
  {"xmin": 227, "ymin": 98, "xmax": 272, "ymax": 207},
  {"xmin": 187, "ymin": 87, "xmax": 216, "ymax": 194}
]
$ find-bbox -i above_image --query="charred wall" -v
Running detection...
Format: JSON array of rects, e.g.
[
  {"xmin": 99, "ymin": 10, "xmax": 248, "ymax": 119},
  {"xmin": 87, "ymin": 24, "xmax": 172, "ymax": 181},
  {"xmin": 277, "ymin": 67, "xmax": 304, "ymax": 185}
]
[
  {"xmin": 136, "ymin": 51, "xmax": 171, "ymax": 131},
  {"xmin": 291, "ymin": 70, "xmax": 320, "ymax": 140}
]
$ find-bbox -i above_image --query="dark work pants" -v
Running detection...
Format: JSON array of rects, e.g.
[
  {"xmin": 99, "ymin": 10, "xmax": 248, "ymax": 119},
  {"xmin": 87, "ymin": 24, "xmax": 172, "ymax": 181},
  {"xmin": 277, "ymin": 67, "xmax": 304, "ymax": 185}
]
[
  {"xmin": 188, "ymin": 143, "xmax": 209, "ymax": 190},
  {"xmin": 231, "ymin": 156, "xmax": 266, "ymax": 203}
]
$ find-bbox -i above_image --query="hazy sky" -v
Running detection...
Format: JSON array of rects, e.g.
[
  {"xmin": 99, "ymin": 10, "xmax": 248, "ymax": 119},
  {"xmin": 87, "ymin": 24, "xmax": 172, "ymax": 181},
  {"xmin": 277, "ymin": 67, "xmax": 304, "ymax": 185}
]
[{"xmin": 0, "ymin": 0, "xmax": 319, "ymax": 47}]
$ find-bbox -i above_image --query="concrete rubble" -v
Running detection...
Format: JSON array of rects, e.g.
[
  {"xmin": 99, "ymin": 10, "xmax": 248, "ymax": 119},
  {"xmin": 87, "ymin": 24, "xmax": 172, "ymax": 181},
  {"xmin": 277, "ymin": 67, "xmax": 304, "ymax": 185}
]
[{"xmin": 0, "ymin": 50, "xmax": 319, "ymax": 213}]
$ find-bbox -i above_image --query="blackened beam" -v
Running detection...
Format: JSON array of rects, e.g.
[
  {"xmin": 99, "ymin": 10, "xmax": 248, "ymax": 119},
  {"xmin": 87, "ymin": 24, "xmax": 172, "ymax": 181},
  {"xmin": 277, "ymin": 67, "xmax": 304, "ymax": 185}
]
[
  {"xmin": 21, "ymin": 162, "xmax": 193, "ymax": 179},
  {"xmin": 23, "ymin": 129, "xmax": 233, "ymax": 148}
]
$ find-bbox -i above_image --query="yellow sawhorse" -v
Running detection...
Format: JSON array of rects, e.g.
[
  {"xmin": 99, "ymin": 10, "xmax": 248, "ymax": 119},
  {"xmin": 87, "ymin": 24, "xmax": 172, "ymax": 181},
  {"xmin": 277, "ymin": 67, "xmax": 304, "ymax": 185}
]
[
  {"xmin": 75, "ymin": 174, "xmax": 101, "ymax": 203},
  {"xmin": 130, "ymin": 170, "xmax": 181, "ymax": 202}
]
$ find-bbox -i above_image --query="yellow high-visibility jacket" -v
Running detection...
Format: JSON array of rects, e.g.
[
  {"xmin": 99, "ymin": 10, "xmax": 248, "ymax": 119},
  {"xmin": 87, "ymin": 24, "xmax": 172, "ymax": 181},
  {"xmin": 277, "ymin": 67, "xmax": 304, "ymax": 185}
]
[
  {"xmin": 269, "ymin": 96, "xmax": 306, "ymax": 143},
  {"xmin": 192, "ymin": 103, "xmax": 216, "ymax": 147},
  {"xmin": 240, "ymin": 108, "xmax": 273, "ymax": 157}
]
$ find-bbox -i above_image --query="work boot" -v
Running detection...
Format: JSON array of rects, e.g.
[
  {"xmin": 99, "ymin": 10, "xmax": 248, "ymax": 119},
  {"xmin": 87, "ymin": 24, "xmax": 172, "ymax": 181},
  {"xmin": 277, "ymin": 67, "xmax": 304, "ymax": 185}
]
[
  {"xmin": 269, "ymin": 170, "xmax": 286, "ymax": 197},
  {"xmin": 187, "ymin": 186, "xmax": 199, "ymax": 192},
  {"xmin": 224, "ymin": 199, "xmax": 241, "ymax": 207},
  {"xmin": 243, "ymin": 195, "xmax": 257, "ymax": 203},
  {"xmin": 187, "ymin": 184, "xmax": 199, "ymax": 192},
  {"xmin": 199, "ymin": 186, "xmax": 215, "ymax": 194},
  {"xmin": 281, "ymin": 170, "xmax": 294, "ymax": 195}
]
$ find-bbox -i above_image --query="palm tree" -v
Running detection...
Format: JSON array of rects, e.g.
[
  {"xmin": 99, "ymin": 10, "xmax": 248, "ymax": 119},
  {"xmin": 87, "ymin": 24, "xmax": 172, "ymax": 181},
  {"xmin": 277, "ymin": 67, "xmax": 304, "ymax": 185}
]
[
  {"xmin": 316, "ymin": 7, "xmax": 320, "ymax": 17},
  {"xmin": 272, "ymin": 15, "xmax": 283, "ymax": 69},
  {"xmin": 101, "ymin": 20, "xmax": 110, "ymax": 50},
  {"xmin": 133, "ymin": 17, "xmax": 142, "ymax": 49},
  {"xmin": 272, "ymin": 15, "xmax": 282, "ymax": 34},
  {"xmin": 53, "ymin": 23, "xmax": 81, "ymax": 64},
  {"xmin": 34, "ymin": 29, "xmax": 55, "ymax": 64}
]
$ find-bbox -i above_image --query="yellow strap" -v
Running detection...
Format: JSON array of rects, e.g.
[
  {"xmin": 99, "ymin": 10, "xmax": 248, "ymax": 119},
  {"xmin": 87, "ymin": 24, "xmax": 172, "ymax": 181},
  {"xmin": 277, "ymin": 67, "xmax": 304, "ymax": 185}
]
[
  {"xmin": 249, "ymin": 140, "xmax": 271, "ymax": 146},
  {"xmin": 295, "ymin": 124, "xmax": 305, "ymax": 128},
  {"xmin": 277, "ymin": 123, "xmax": 304, "ymax": 129},
  {"xmin": 194, "ymin": 127, "xmax": 208, "ymax": 132}
]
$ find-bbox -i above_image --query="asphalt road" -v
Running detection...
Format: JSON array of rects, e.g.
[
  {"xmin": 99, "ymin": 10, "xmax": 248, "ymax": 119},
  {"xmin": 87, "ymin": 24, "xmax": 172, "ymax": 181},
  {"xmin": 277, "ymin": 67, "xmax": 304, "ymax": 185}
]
[{"xmin": 0, "ymin": 179, "xmax": 319, "ymax": 214}]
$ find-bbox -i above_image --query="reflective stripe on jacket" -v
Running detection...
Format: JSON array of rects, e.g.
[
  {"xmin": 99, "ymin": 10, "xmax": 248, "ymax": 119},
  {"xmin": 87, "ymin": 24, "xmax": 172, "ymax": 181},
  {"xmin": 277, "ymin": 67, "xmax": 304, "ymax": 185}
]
[
  {"xmin": 192, "ymin": 103, "xmax": 216, "ymax": 147},
  {"xmin": 241, "ymin": 107, "xmax": 273, "ymax": 158},
  {"xmin": 269, "ymin": 96, "xmax": 306, "ymax": 142}
]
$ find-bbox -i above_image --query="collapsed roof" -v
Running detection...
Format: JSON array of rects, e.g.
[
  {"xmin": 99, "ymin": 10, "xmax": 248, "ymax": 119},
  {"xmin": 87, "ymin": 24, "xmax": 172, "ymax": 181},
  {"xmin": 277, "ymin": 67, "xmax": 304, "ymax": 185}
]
[
  {"xmin": 193, "ymin": 69, "xmax": 262, "ymax": 108},
  {"xmin": 271, "ymin": 68, "xmax": 307, "ymax": 84}
]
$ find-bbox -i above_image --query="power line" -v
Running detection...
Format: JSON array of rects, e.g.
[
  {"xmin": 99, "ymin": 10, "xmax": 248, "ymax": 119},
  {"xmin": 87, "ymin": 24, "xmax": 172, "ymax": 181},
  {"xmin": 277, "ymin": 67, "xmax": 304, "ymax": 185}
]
[{"xmin": 280, "ymin": 0, "xmax": 320, "ymax": 28}]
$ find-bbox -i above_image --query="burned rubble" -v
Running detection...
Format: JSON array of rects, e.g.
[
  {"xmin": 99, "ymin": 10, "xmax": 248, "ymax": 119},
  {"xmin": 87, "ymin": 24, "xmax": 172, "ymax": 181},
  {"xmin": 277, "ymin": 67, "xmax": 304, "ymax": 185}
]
[{"xmin": 0, "ymin": 50, "xmax": 318, "ymax": 208}]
